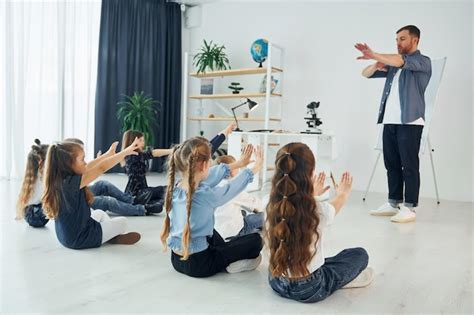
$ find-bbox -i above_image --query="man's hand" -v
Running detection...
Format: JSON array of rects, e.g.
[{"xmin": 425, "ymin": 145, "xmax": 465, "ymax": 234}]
[
  {"xmin": 355, "ymin": 43, "xmax": 376, "ymax": 60},
  {"xmin": 375, "ymin": 61, "xmax": 388, "ymax": 72}
]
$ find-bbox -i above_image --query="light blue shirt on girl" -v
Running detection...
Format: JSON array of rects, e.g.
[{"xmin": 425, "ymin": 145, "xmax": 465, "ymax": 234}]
[{"xmin": 167, "ymin": 164, "xmax": 254, "ymax": 255}]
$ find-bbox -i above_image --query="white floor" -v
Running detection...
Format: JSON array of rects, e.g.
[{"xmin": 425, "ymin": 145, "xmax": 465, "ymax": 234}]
[{"xmin": 1, "ymin": 173, "xmax": 472, "ymax": 314}]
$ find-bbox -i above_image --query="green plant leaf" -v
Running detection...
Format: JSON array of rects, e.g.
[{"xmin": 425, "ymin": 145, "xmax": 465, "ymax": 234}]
[
  {"xmin": 194, "ymin": 39, "xmax": 231, "ymax": 73},
  {"xmin": 116, "ymin": 91, "xmax": 160, "ymax": 145}
]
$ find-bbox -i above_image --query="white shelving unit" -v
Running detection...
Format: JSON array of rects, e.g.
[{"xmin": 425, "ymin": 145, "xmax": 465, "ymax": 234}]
[
  {"xmin": 182, "ymin": 42, "xmax": 284, "ymax": 184},
  {"xmin": 182, "ymin": 41, "xmax": 284, "ymax": 137}
]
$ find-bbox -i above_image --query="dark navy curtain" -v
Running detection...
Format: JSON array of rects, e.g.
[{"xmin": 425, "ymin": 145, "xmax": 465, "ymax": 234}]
[{"xmin": 94, "ymin": 0, "xmax": 181, "ymax": 172}]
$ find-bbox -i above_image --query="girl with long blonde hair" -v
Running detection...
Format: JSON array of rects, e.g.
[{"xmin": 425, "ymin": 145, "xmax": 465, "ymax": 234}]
[
  {"xmin": 160, "ymin": 137, "xmax": 264, "ymax": 277},
  {"xmin": 16, "ymin": 139, "xmax": 50, "ymax": 227}
]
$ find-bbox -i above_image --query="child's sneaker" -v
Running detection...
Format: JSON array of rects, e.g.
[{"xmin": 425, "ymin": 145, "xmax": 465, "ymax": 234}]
[
  {"xmin": 226, "ymin": 254, "xmax": 262, "ymax": 273},
  {"xmin": 390, "ymin": 205, "xmax": 416, "ymax": 223},
  {"xmin": 342, "ymin": 267, "xmax": 374, "ymax": 289},
  {"xmin": 145, "ymin": 201, "xmax": 163, "ymax": 215},
  {"xmin": 370, "ymin": 202, "xmax": 399, "ymax": 216},
  {"xmin": 108, "ymin": 232, "xmax": 141, "ymax": 245}
]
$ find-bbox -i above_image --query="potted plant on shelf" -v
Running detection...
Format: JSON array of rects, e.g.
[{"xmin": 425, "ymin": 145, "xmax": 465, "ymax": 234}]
[
  {"xmin": 193, "ymin": 40, "xmax": 231, "ymax": 94},
  {"xmin": 228, "ymin": 82, "xmax": 244, "ymax": 94},
  {"xmin": 117, "ymin": 91, "xmax": 159, "ymax": 169}
]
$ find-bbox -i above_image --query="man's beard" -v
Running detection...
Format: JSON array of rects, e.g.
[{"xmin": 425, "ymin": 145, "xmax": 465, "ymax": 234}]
[{"xmin": 398, "ymin": 45, "xmax": 412, "ymax": 55}]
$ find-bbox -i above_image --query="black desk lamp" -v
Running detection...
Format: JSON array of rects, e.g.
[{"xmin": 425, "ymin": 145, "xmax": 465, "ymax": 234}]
[{"xmin": 231, "ymin": 98, "xmax": 259, "ymax": 132}]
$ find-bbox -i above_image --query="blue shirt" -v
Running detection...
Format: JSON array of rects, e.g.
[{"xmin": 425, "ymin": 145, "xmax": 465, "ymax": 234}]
[
  {"xmin": 167, "ymin": 164, "xmax": 254, "ymax": 254},
  {"xmin": 369, "ymin": 50, "xmax": 431, "ymax": 124},
  {"xmin": 55, "ymin": 175, "xmax": 102, "ymax": 249}
]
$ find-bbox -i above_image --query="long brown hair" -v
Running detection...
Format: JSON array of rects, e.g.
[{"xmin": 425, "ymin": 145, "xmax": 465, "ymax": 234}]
[
  {"xmin": 16, "ymin": 139, "xmax": 49, "ymax": 219},
  {"xmin": 160, "ymin": 137, "xmax": 211, "ymax": 260},
  {"xmin": 265, "ymin": 142, "xmax": 320, "ymax": 278},
  {"xmin": 120, "ymin": 130, "xmax": 144, "ymax": 166},
  {"xmin": 61, "ymin": 137, "xmax": 95, "ymax": 206},
  {"xmin": 41, "ymin": 141, "xmax": 85, "ymax": 219}
]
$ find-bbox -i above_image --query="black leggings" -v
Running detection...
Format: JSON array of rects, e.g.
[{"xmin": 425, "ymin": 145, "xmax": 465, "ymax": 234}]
[{"xmin": 171, "ymin": 230, "xmax": 262, "ymax": 278}]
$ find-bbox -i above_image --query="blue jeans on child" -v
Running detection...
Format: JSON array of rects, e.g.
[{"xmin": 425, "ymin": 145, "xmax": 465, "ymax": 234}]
[
  {"xmin": 237, "ymin": 212, "xmax": 264, "ymax": 237},
  {"xmin": 89, "ymin": 180, "xmax": 146, "ymax": 216},
  {"xmin": 24, "ymin": 204, "xmax": 49, "ymax": 227},
  {"xmin": 269, "ymin": 247, "xmax": 369, "ymax": 303}
]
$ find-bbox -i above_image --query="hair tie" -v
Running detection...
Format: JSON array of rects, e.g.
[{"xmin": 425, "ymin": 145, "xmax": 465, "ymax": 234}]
[
  {"xmin": 283, "ymin": 195, "xmax": 288, "ymax": 199},
  {"xmin": 281, "ymin": 217, "xmax": 286, "ymax": 221},
  {"xmin": 285, "ymin": 152, "xmax": 291, "ymax": 156},
  {"xmin": 280, "ymin": 239, "xmax": 285, "ymax": 243},
  {"xmin": 284, "ymin": 173, "xmax": 288, "ymax": 177}
]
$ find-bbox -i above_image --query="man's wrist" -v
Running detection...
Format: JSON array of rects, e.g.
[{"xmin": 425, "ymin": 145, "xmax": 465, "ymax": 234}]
[{"xmin": 372, "ymin": 52, "xmax": 381, "ymax": 62}]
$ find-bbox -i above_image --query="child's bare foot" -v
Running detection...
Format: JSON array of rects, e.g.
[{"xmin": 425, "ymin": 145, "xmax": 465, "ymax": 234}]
[{"xmin": 108, "ymin": 232, "xmax": 141, "ymax": 245}]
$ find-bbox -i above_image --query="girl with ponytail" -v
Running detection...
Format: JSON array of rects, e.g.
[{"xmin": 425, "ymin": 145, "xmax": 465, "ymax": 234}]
[
  {"xmin": 16, "ymin": 139, "xmax": 50, "ymax": 227},
  {"xmin": 266, "ymin": 142, "xmax": 373, "ymax": 303},
  {"xmin": 41, "ymin": 138, "xmax": 142, "ymax": 249},
  {"xmin": 160, "ymin": 137, "xmax": 264, "ymax": 278}
]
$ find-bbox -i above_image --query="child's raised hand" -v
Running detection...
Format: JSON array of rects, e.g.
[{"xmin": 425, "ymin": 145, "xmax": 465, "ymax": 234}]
[
  {"xmin": 251, "ymin": 145, "xmax": 264, "ymax": 174},
  {"xmin": 237, "ymin": 144, "xmax": 255, "ymax": 167},
  {"xmin": 123, "ymin": 137, "xmax": 140, "ymax": 156},
  {"xmin": 335, "ymin": 172, "xmax": 353, "ymax": 197},
  {"xmin": 105, "ymin": 141, "xmax": 119, "ymax": 156},
  {"xmin": 312, "ymin": 172, "xmax": 330, "ymax": 196},
  {"xmin": 221, "ymin": 122, "xmax": 237, "ymax": 137}
]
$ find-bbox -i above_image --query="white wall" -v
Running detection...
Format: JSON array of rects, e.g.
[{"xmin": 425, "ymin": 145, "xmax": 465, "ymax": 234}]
[{"xmin": 183, "ymin": 0, "xmax": 473, "ymax": 202}]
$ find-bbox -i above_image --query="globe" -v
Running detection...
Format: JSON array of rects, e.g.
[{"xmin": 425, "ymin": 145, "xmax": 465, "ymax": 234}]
[{"xmin": 250, "ymin": 39, "xmax": 268, "ymax": 67}]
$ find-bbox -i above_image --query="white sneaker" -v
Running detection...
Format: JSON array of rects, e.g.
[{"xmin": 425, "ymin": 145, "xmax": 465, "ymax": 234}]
[
  {"xmin": 370, "ymin": 202, "xmax": 399, "ymax": 216},
  {"xmin": 226, "ymin": 254, "xmax": 262, "ymax": 273},
  {"xmin": 342, "ymin": 267, "xmax": 374, "ymax": 289},
  {"xmin": 390, "ymin": 205, "xmax": 416, "ymax": 223}
]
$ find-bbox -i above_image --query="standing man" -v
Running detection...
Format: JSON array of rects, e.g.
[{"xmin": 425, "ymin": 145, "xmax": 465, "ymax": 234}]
[{"xmin": 355, "ymin": 25, "xmax": 431, "ymax": 223}]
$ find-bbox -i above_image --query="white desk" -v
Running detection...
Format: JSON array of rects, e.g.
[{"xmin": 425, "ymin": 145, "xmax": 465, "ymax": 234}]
[{"xmin": 228, "ymin": 131, "xmax": 337, "ymax": 190}]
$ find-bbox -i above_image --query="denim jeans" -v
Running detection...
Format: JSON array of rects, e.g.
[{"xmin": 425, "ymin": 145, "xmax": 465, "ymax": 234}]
[
  {"xmin": 89, "ymin": 180, "xmax": 145, "ymax": 216},
  {"xmin": 237, "ymin": 212, "xmax": 264, "ymax": 237},
  {"xmin": 269, "ymin": 248, "xmax": 369, "ymax": 303},
  {"xmin": 24, "ymin": 204, "xmax": 49, "ymax": 228},
  {"xmin": 383, "ymin": 124, "xmax": 423, "ymax": 207},
  {"xmin": 89, "ymin": 180, "xmax": 133, "ymax": 203}
]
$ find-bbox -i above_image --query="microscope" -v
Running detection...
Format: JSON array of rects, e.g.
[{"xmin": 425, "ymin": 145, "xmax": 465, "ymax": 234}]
[{"xmin": 301, "ymin": 101, "xmax": 323, "ymax": 134}]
